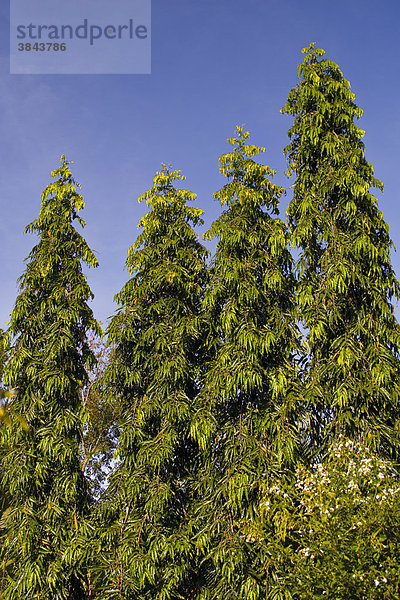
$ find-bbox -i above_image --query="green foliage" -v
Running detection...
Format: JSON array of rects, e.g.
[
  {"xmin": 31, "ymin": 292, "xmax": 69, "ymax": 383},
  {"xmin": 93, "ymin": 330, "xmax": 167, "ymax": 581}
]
[
  {"xmin": 0, "ymin": 156, "xmax": 101, "ymax": 599},
  {"xmin": 190, "ymin": 127, "xmax": 300, "ymax": 599},
  {"xmin": 282, "ymin": 43, "xmax": 400, "ymax": 457},
  {"xmin": 89, "ymin": 165, "xmax": 209, "ymax": 599}
]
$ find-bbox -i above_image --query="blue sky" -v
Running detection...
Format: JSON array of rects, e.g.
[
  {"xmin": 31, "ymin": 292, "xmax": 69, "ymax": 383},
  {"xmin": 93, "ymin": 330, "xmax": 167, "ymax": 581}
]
[{"xmin": 1, "ymin": 0, "xmax": 400, "ymax": 329}]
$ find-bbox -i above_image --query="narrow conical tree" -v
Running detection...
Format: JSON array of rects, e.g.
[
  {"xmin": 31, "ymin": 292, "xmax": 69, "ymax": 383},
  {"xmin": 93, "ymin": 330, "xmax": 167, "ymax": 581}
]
[
  {"xmin": 91, "ymin": 166, "xmax": 209, "ymax": 599},
  {"xmin": 282, "ymin": 44, "xmax": 400, "ymax": 457},
  {"xmin": 190, "ymin": 127, "xmax": 300, "ymax": 599},
  {"xmin": 0, "ymin": 156, "xmax": 101, "ymax": 599}
]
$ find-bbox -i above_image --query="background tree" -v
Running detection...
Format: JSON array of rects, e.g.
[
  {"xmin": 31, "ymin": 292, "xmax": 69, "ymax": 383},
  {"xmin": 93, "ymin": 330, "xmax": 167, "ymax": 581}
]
[
  {"xmin": 0, "ymin": 157, "xmax": 101, "ymax": 599},
  {"xmin": 282, "ymin": 43, "xmax": 400, "ymax": 459},
  {"xmin": 89, "ymin": 165, "xmax": 209, "ymax": 599},
  {"xmin": 190, "ymin": 127, "xmax": 300, "ymax": 599},
  {"xmin": 79, "ymin": 330, "xmax": 122, "ymax": 499}
]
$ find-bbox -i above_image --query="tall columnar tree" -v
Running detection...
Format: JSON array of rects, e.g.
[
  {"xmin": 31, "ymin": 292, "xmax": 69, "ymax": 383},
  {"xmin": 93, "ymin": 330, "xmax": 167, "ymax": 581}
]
[
  {"xmin": 190, "ymin": 127, "xmax": 300, "ymax": 599},
  {"xmin": 90, "ymin": 166, "xmax": 209, "ymax": 599},
  {"xmin": 0, "ymin": 157, "xmax": 101, "ymax": 599},
  {"xmin": 282, "ymin": 44, "xmax": 400, "ymax": 458}
]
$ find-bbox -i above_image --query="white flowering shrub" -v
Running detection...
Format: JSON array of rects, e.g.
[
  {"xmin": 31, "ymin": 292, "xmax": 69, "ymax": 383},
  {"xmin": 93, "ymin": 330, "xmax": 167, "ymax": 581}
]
[{"xmin": 287, "ymin": 437, "xmax": 400, "ymax": 598}]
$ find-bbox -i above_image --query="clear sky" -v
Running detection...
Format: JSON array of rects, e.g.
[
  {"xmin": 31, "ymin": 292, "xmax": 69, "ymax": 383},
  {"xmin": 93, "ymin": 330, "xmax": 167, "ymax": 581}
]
[{"xmin": 1, "ymin": 0, "xmax": 400, "ymax": 330}]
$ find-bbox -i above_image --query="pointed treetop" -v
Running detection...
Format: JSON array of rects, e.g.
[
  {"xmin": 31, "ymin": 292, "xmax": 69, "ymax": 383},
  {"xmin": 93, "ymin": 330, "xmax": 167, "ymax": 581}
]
[
  {"xmin": 27, "ymin": 155, "xmax": 88, "ymax": 236},
  {"xmin": 137, "ymin": 163, "xmax": 197, "ymax": 210},
  {"xmin": 205, "ymin": 127, "xmax": 284, "ymax": 241},
  {"xmin": 282, "ymin": 43, "xmax": 364, "ymax": 137},
  {"xmin": 301, "ymin": 41, "xmax": 325, "ymax": 58},
  {"xmin": 217, "ymin": 124, "xmax": 274, "ymax": 184},
  {"xmin": 126, "ymin": 164, "xmax": 205, "ymax": 265},
  {"xmin": 6, "ymin": 154, "xmax": 101, "ymax": 348}
]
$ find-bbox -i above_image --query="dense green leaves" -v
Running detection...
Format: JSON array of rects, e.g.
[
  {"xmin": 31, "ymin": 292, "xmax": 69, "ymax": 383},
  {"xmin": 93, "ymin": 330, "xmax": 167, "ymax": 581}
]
[{"xmin": 0, "ymin": 157, "xmax": 101, "ymax": 599}]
